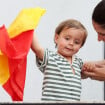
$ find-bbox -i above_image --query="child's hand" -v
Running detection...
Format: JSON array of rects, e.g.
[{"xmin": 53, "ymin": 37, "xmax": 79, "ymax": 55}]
[
  {"xmin": 81, "ymin": 71, "xmax": 89, "ymax": 79},
  {"xmin": 82, "ymin": 62, "xmax": 95, "ymax": 72}
]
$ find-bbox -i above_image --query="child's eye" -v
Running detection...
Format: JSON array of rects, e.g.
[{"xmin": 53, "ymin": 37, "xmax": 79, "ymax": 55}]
[
  {"xmin": 65, "ymin": 37, "xmax": 70, "ymax": 40},
  {"xmin": 75, "ymin": 40, "xmax": 80, "ymax": 44}
]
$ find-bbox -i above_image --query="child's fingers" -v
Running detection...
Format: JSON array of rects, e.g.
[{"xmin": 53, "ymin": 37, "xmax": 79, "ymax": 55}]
[{"xmin": 83, "ymin": 63, "xmax": 95, "ymax": 71}]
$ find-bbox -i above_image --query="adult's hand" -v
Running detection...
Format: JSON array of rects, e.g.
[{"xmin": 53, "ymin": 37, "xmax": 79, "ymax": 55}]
[{"xmin": 83, "ymin": 64, "xmax": 105, "ymax": 81}]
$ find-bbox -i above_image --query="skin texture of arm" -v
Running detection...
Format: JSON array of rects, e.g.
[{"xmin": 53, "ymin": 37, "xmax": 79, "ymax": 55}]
[{"xmin": 31, "ymin": 32, "xmax": 44, "ymax": 60}]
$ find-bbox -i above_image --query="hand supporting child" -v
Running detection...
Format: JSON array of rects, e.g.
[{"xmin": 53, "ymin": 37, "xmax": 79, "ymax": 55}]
[
  {"xmin": 81, "ymin": 62, "xmax": 95, "ymax": 79},
  {"xmin": 82, "ymin": 62, "xmax": 96, "ymax": 72},
  {"xmin": 82, "ymin": 61, "xmax": 105, "ymax": 81}
]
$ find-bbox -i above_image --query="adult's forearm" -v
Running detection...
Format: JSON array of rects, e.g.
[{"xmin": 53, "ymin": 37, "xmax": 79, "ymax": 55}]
[{"xmin": 95, "ymin": 60, "xmax": 105, "ymax": 65}]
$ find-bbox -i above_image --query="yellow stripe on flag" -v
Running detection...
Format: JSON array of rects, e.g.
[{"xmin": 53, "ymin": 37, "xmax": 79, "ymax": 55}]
[
  {"xmin": 0, "ymin": 50, "xmax": 2, "ymax": 55},
  {"xmin": 0, "ymin": 55, "xmax": 9, "ymax": 84},
  {"xmin": 7, "ymin": 7, "xmax": 46, "ymax": 37}
]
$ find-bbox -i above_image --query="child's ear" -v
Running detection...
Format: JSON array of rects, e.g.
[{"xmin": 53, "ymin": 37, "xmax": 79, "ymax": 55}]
[{"xmin": 54, "ymin": 34, "xmax": 59, "ymax": 44}]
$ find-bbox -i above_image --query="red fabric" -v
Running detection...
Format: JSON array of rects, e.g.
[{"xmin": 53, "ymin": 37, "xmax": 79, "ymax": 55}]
[{"xmin": 0, "ymin": 25, "xmax": 34, "ymax": 101}]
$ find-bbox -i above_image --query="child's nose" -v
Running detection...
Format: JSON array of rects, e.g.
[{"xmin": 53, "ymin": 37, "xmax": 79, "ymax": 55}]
[{"xmin": 69, "ymin": 40, "xmax": 73, "ymax": 45}]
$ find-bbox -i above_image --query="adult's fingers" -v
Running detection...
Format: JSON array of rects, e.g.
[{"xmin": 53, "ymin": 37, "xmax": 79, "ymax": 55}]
[
  {"xmin": 83, "ymin": 71, "xmax": 105, "ymax": 81},
  {"xmin": 83, "ymin": 71, "xmax": 95, "ymax": 77},
  {"xmin": 95, "ymin": 64, "xmax": 104, "ymax": 68}
]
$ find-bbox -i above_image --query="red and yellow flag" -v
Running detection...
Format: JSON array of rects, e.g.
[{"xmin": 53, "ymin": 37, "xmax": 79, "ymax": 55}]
[{"xmin": 0, "ymin": 7, "xmax": 46, "ymax": 101}]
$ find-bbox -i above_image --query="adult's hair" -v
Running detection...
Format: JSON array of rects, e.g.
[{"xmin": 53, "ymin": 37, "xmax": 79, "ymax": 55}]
[
  {"xmin": 55, "ymin": 19, "xmax": 88, "ymax": 47},
  {"xmin": 92, "ymin": 0, "xmax": 105, "ymax": 25}
]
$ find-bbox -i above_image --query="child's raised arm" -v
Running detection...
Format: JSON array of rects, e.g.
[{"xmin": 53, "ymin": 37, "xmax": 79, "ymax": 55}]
[{"xmin": 31, "ymin": 32, "xmax": 44, "ymax": 60}]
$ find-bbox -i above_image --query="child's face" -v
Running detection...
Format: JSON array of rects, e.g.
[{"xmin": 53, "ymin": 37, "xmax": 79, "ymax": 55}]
[{"xmin": 55, "ymin": 28, "xmax": 84, "ymax": 58}]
